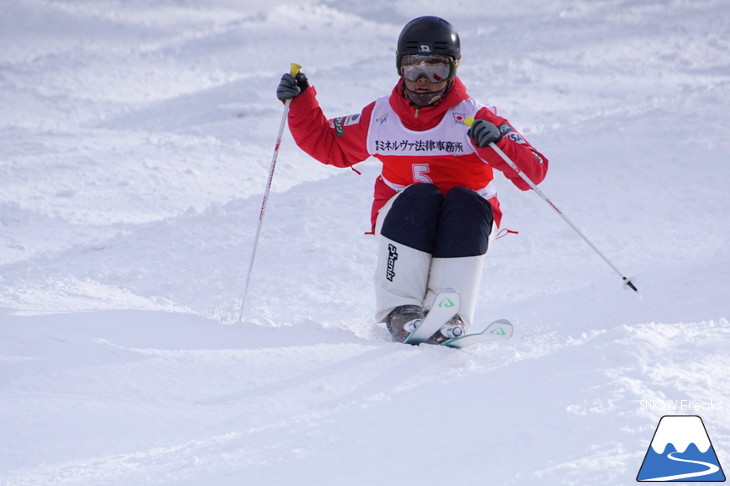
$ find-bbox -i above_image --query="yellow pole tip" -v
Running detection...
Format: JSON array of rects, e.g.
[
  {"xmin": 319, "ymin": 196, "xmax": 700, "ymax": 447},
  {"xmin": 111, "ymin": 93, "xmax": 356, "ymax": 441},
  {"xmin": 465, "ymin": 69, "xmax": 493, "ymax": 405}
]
[
  {"xmin": 464, "ymin": 116, "xmax": 475, "ymax": 127},
  {"xmin": 290, "ymin": 63, "xmax": 302, "ymax": 76}
]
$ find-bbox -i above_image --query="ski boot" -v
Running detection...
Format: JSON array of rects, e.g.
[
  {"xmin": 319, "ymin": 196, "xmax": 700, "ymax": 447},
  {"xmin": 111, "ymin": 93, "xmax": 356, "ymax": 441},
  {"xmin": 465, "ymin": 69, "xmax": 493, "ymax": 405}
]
[
  {"xmin": 384, "ymin": 304, "xmax": 426, "ymax": 342},
  {"xmin": 425, "ymin": 314, "xmax": 466, "ymax": 345}
]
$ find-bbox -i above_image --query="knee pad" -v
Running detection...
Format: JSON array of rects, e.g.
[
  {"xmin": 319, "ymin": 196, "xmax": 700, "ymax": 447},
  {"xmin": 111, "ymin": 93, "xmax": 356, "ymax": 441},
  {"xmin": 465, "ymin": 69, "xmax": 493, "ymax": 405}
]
[
  {"xmin": 434, "ymin": 186, "xmax": 493, "ymax": 257},
  {"xmin": 380, "ymin": 183, "xmax": 442, "ymax": 254}
]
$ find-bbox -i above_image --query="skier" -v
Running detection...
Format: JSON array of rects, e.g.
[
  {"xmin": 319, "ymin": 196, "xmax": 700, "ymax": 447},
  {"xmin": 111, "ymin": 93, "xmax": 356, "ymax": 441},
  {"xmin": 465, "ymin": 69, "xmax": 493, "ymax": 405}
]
[{"xmin": 276, "ymin": 16, "xmax": 548, "ymax": 344}]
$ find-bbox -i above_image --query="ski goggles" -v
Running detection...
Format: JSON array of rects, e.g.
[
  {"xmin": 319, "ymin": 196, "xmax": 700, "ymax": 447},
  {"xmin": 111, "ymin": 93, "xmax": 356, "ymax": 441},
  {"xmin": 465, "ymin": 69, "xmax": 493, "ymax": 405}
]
[{"xmin": 399, "ymin": 55, "xmax": 455, "ymax": 83}]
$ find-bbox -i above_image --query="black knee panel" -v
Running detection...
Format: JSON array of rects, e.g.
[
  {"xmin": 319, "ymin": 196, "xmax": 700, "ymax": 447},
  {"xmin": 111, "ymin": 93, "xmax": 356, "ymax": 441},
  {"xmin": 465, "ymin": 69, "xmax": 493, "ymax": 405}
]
[
  {"xmin": 433, "ymin": 186, "xmax": 493, "ymax": 258},
  {"xmin": 380, "ymin": 183, "xmax": 442, "ymax": 253}
]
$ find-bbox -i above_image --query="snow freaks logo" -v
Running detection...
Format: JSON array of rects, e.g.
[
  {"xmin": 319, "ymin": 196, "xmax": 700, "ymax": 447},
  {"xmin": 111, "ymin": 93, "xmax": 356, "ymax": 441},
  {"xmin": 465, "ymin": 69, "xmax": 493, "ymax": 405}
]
[
  {"xmin": 637, "ymin": 415, "xmax": 726, "ymax": 482},
  {"xmin": 641, "ymin": 400, "xmax": 724, "ymax": 413}
]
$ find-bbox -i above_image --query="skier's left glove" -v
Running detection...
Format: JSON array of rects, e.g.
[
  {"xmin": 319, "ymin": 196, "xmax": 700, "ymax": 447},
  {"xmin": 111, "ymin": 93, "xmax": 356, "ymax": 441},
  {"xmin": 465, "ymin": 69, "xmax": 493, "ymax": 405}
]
[
  {"xmin": 276, "ymin": 72, "xmax": 310, "ymax": 102},
  {"xmin": 467, "ymin": 119, "xmax": 502, "ymax": 148}
]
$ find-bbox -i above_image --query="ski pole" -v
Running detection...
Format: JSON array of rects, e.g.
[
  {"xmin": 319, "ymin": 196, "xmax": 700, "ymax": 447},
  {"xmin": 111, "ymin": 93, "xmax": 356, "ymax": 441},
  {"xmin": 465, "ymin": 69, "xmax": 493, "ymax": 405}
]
[
  {"xmin": 465, "ymin": 117, "xmax": 638, "ymax": 293},
  {"xmin": 239, "ymin": 63, "xmax": 302, "ymax": 321}
]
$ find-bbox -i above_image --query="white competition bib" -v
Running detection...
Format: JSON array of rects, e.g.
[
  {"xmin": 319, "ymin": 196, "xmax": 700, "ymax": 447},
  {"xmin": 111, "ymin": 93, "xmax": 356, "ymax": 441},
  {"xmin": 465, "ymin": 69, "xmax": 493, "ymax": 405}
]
[{"xmin": 366, "ymin": 97, "xmax": 491, "ymax": 156}]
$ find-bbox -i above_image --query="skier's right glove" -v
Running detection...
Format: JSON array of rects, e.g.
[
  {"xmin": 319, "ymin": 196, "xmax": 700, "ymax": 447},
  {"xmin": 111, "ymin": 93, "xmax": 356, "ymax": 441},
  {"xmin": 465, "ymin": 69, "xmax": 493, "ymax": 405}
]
[
  {"xmin": 276, "ymin": 72, "xmax": 309, "ymax": 102},
  {"xmin": 467, "ymin": 119, "xmax": 502, "ymax": 148}
]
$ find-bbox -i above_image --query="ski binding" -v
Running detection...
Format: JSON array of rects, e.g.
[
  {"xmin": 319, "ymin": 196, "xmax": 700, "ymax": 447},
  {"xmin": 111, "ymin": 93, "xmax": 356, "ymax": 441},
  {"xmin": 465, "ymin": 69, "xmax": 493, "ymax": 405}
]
[
  {"xmin": 401, "ymin": 289, "xmax": 513, "ymax": 348},
  {"xmin": 440, "ymin": 319, "xmax": 514, "ymax": 348},
  {"xmin": 403, "ymin": 289, "xmax": 460, "ymax": 345}
]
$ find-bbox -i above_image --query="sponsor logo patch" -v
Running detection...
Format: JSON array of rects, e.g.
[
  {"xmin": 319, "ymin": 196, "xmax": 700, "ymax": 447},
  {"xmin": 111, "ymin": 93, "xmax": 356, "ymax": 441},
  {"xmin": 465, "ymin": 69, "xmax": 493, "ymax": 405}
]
[
  {"xmin": 332, "ymin": 116, "xmax": 345, "ymax": 136},
  {"xmin": 386, "ymin": 244, "xmax": 398, "ymax": 282},
  {"xmin": 505, "ymin": 132, "xmax": 526, "ymax": 144},
  {"xmin": 344, "ymin": 113, "xmax": 361, "ymax": 126},
  {"xmin": 498, "ymin": 123, "xmax": 516, "ymax": 134},
  {"xmin": 498, "ymin": 123, "xmax": 526, "ymax": 144}
]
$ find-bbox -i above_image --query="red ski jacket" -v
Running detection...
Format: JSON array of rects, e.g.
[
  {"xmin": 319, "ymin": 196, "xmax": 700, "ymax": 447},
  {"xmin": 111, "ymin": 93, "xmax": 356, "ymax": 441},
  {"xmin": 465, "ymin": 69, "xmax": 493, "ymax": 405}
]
[{"xmin": 287, "ymin": 77, "xmax": 548, "ymax": 230}]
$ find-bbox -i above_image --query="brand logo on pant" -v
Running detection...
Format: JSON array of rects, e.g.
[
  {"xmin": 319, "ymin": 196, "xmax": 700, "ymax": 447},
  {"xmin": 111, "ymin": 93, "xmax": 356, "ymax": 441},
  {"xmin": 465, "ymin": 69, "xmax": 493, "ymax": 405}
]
[{"xmin": 386, "ymin": 244, "xmax": 398, "ymax": 281}]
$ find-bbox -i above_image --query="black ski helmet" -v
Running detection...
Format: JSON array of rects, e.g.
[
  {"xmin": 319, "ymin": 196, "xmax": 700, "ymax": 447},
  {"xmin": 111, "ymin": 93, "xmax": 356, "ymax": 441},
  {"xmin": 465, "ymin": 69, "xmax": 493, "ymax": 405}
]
[{"xmin": 396, "ymin": 16, "xmax": 461, "ymax": 74}]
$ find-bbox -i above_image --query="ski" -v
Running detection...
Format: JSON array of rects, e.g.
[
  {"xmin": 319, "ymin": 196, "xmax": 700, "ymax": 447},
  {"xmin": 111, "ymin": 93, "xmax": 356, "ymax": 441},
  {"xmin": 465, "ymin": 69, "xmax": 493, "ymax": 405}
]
[
  {"xmin": 403, "ymin": 289, "xmax": 460, "ymax": 344},
  {"xmin": 440, "ymin": 319, "xmax": 513, "ymax": 348}
]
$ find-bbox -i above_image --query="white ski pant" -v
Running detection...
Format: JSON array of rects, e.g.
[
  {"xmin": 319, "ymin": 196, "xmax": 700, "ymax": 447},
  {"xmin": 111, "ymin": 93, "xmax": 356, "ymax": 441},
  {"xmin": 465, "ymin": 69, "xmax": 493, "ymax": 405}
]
[{"xmin": 373, "ymin": 185, "xmax": 494, "ymax": 329}]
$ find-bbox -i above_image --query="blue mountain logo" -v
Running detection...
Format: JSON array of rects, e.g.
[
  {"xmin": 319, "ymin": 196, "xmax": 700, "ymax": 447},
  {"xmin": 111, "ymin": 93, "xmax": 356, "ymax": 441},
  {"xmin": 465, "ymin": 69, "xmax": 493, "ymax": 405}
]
[{"xmin": 637, "ymin": 415, "xmax": 726, "ymax": 482}]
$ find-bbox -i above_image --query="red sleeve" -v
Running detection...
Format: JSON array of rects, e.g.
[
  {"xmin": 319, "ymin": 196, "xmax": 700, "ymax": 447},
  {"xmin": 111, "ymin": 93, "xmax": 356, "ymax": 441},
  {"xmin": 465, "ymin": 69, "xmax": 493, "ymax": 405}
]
[
  {"xmin": 472, "ymin": 107, "xmax": 549, "ymax": 191},
  {"xmin": 287, "ymin": 87, "xmax": 372, "ymax": 168}
]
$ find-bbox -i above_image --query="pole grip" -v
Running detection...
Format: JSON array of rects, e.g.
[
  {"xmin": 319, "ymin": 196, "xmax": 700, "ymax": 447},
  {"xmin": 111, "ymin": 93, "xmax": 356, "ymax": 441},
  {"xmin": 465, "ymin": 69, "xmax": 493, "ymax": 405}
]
[{"xmin": 285, "ymin": 63, "xmax": 303, "ymax": 103}]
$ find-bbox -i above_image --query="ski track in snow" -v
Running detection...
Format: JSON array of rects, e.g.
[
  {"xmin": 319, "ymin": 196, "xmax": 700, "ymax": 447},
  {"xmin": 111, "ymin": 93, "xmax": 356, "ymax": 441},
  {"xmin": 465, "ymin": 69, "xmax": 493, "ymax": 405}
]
[{"xmin": 2, "ymin": 1, "xmax": 729, "ymax": 485}]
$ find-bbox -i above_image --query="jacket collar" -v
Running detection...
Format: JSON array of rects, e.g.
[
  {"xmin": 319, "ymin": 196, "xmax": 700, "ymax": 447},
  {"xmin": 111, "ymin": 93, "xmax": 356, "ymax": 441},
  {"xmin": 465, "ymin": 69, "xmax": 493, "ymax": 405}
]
[{"xmin": 388, "ymin": 77, "xmax": 470, "ymax": 130}]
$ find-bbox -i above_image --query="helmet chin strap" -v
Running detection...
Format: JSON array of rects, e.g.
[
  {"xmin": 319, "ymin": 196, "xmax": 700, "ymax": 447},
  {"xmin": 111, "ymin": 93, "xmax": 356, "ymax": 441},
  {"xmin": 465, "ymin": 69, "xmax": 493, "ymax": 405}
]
[{"xmin": 402, "ymin": 79, "xmax": 451, "ymax": 107}]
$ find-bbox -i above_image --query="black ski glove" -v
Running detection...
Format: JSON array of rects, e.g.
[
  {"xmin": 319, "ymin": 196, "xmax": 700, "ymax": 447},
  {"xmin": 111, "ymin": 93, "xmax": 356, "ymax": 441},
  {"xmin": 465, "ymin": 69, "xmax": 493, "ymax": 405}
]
[
  {"xmin": 467, "ymin": 119, "xmax": 502, "ymax": 148},
  {"xmin": 276, "ymin": 72, "xmax": 309, "ymax": 102}
]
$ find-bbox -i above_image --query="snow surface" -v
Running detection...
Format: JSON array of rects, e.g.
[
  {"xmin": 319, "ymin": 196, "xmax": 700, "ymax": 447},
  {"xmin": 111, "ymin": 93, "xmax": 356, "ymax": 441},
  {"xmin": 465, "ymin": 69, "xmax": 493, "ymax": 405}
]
[{"xmin": 1, "ymin": 0, "xmax": 729, "ymax": 484}]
